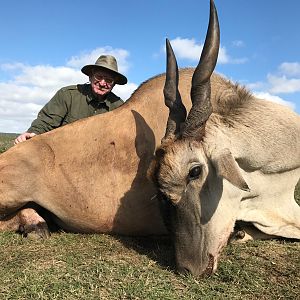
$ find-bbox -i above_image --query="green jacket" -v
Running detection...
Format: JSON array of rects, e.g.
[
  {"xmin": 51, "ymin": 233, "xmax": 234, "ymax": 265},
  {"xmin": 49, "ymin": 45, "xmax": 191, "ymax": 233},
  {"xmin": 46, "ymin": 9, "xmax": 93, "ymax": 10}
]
[{"xmin": 28, "ymin": 84, "xmax": 124, "ymax": 134}]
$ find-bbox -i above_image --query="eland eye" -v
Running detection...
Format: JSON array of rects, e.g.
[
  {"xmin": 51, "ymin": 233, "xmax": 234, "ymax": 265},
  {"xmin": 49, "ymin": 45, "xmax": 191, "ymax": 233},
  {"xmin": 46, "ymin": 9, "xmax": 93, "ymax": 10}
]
[{"xmin": 188, "ymin": 165, "xmax": 201, "ymax": 180}]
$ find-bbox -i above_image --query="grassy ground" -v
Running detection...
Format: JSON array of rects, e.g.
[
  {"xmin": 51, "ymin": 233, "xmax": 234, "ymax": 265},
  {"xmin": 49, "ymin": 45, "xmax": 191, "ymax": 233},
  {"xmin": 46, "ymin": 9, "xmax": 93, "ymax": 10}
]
[
  {"xmin": 0, "ymin": 133, "xmax": 17, "ymax": 153},
  {"xmin": 0, "ymin": 134, "xmax": 299, "ymax": 300},
  {"xmin": 0, "ymin": 233, "xmax": 299, "ymax": 300}
]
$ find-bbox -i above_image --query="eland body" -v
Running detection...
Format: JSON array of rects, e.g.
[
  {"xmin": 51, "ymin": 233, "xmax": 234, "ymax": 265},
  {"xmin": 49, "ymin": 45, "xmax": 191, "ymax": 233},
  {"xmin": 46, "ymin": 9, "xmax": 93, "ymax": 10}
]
[{"xmin": 0, "ymin": 0, "xmax": 299, "ymax": 277}]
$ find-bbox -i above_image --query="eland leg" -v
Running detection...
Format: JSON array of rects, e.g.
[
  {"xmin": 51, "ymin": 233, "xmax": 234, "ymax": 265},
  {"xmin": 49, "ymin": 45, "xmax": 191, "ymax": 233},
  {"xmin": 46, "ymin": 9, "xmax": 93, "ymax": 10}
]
[
  {"xmin": 0, "ymin": 148, "xmax": 52, "ymax": 238},
  {"xmin": 230, "ymin": 222, "xmax": 277, "ymax": 243},
  {"xmin": 238, "ymin": 170, "xmax": 300, "ymax": 240},
  {"xmin": 0, "ymin": 207, "xmax": 50, "ymax": 239}
]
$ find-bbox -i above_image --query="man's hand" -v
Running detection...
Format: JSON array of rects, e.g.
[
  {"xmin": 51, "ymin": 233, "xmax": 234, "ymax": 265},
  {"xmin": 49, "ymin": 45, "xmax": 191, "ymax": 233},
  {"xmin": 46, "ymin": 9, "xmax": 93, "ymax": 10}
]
[{"xmin": 14, "ymin": 132, "xmax": 36, "ymax": 145}]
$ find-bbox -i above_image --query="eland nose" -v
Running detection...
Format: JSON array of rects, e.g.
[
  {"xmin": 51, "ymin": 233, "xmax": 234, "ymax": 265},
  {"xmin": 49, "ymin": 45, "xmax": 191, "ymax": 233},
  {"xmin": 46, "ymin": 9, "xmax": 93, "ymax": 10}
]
[
  {"xmin": 177, "ymin": 266, "xmax": 191, "ymax": 276},
  {"xmin": 176, "ymin": 262, "xmax": 198, "ymax": 276},
  {"xmin": 176, "ymin": 254, "xmax": 215, "ymax": 277}
]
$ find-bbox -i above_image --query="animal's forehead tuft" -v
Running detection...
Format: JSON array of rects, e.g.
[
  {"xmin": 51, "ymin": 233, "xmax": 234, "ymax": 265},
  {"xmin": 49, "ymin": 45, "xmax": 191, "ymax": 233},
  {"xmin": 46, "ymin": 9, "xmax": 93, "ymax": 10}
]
[{"xmin": 158, "ymin": 140, "xmax": 204, "ymax": 177}]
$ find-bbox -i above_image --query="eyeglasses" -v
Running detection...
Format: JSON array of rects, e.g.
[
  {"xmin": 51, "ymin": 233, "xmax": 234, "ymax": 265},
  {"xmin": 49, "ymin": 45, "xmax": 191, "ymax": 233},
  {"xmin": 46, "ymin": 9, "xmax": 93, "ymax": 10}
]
[{"xmin": 92, "ymin": 73, "xmax": 115, "ymax": 85}]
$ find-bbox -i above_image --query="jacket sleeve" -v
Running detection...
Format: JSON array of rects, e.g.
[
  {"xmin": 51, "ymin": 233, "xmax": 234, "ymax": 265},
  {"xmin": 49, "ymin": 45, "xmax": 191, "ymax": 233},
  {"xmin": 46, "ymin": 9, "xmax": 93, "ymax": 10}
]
[{"xmin": 27, "ymin": 88, "xmax": 70, "ymax": 134}]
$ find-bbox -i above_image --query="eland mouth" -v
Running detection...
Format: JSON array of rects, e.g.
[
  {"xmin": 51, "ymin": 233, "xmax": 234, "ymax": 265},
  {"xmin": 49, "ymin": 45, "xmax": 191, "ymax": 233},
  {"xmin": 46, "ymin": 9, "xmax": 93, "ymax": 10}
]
[
  {"xmin": 177, "ymin": 254, "xmax": 216, "ymax": 277},
  {"xmin": 203, "ymin": 254, "xmax": 215, "ymax": 276}
]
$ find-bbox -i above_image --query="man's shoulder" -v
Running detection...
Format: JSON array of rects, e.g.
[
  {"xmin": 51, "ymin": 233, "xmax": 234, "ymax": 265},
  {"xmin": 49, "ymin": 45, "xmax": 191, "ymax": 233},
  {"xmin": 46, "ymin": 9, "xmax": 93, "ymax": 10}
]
[
  {"xmin": 59, "ymin": 84, "xmax": 91, "ymax": 96},
  {"xmin": 60, "ymin": 84, "xmax": 81, "ymax": 92}
]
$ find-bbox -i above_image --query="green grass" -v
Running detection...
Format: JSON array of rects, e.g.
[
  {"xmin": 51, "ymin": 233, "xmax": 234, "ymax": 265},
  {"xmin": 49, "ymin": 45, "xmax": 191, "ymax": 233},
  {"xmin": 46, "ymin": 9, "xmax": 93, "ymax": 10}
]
[
  {"xmin": 0, "ymin": 133, "xmax": 299, "ymax": 299},
  {"xmin": 0, "ymin": 233, "xmax": 299, "ymax": 300},
  {"xmin": 0, "ymin": 133, "xmax": 18, "ymax": 153}
]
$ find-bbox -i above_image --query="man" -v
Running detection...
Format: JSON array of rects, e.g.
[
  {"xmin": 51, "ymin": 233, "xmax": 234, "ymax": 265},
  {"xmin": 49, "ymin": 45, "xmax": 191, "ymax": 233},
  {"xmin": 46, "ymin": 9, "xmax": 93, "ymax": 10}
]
[{"xmin": 14, "ymin": 55, "xmax": 127, "ymax": 144}]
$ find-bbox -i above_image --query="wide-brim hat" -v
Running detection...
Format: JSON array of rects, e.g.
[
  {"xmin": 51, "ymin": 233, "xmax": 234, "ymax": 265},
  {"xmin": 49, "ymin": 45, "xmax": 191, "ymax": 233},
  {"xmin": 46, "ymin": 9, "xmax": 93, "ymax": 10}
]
[{"xmin": 81, "ymin": 55, "xmax": 127, "ymax": 85}]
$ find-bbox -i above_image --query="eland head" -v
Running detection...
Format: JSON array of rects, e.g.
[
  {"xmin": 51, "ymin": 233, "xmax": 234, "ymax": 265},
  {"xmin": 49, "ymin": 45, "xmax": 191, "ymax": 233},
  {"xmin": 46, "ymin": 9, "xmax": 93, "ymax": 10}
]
[{"xmin": 151, "ymin": 0, "xmax": 249, "ymax": 276}]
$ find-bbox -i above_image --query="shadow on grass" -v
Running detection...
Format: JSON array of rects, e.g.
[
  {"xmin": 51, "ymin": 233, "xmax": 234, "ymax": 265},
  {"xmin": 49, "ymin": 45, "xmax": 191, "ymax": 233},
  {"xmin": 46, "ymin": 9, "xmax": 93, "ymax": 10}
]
[{"xmin": 113, "ymin": 234, "xmax": 176, "ymax": 271}]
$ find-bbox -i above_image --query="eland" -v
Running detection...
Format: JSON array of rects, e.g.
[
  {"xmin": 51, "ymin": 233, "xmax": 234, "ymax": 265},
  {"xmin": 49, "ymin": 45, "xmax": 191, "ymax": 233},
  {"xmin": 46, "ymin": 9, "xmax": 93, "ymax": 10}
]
[
  {"xmin": 150, "ymin": 0, "xmax": 300, "ymax": 276},
  {"xmin": 0, "ymin": 0, "xmax": 298, "ymax": 277}
]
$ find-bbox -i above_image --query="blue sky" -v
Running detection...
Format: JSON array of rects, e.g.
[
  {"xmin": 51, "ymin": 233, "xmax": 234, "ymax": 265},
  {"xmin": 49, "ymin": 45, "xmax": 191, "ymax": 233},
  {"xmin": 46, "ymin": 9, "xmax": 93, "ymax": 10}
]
[{"xmin": 0, "ymin": 0, "xmax": 299, "ymax": 133}]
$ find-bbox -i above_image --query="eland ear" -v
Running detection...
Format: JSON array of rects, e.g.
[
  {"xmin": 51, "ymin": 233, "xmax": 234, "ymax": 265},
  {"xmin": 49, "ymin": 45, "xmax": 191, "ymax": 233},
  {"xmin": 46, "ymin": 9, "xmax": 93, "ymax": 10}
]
[{"xmin": 211, "ymin": 149, "xmax": 250, "ymax": 192}]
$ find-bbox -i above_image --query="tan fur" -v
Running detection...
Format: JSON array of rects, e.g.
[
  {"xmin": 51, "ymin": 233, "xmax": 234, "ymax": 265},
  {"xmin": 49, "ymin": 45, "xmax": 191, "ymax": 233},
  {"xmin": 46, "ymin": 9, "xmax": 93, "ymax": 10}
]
[
  {"xmin": 0, "ymin": 69, "xmax": 192, "ymax": 235},
  {"xmin": 0, "ymin": 70, "xmax": 299, "ymax": 240}
]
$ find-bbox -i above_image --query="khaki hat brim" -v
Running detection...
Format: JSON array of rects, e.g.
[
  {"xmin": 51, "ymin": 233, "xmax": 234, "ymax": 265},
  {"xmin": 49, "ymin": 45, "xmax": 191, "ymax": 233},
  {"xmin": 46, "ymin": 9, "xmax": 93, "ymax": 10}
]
[{"xmin": 81, "ymin": 65, "xmax": 127, "ymax": 85}]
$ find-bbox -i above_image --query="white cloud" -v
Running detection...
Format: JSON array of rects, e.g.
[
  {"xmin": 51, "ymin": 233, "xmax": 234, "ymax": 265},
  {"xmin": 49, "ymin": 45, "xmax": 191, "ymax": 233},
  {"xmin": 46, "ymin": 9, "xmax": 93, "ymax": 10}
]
[
  {"xmin": 168, "ymin": 38, "xmax": 202, "ymax": 61},
  {"xmin": 253, "ymin": 91, "xmax": 296, "ymax": 110},
  {"xmin": 246, "ymin": 61, "xmax": 300, "ymax": 113},
  {"xmin": 168, "ymin": 37, "xmax": 247, "ymax": 64},
  {"xmin": 267, "ymin": 75, "xmax": 300, "ymax": 94},
  {"xmin": 3, "ymin": 64, "xmax": 85, "ymax": 89},
  {"xmin": 67, "ymin": 47, "xmax": 130, "ymax": 74},
  {"xmin": 265, "ymin": 61, "xmax": 300, "ymax": 94},
  {"xmin": 278, "ymin": 62, "xmax": 300, "ymax": 77},
  {"xmin": 232, "ymin": 40, "xmax": 245, "ymax": 48},
  {"xmin": 0, "ymin": 47, "xmax": 136, "ymax": 133},
  {"xmin": 113, "ymin": 82, "xmax": 138, "ymax": 101},
  {"xmin": 246, "ymin": 81, "xmax": 265, "ymax": 91}
]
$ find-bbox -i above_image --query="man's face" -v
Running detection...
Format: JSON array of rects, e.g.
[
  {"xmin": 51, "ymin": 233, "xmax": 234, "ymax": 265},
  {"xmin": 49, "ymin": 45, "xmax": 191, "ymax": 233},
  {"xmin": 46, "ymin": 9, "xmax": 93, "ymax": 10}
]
[{"xmin": 90, "ymin": 70, "xmax": 116, "ymax": 97}]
